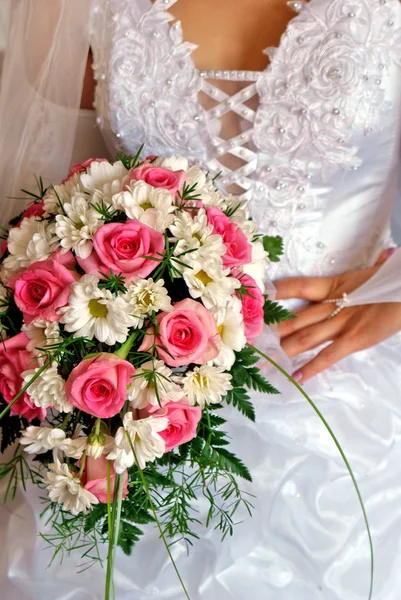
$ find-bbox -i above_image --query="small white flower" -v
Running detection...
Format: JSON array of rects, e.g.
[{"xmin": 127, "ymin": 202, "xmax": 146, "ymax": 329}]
[
  {"xmin": 197, "ymin": 181, "xmax": 226, "ymax": 208},
  {"xmin": 45, "ymin": 459, "xmax": 98, "ymax": 515},
  {"xmin": 170, "ymin": 208, "xmax": 211, "ymax": 243},
  {"xmin": 128, "ymin": 359, "xmax": 184, "ymax": 409},
  {"xmin": 112, "ymin": 181, "xmax": 176, "ymax": 231},
  {"xmin": 80, "ymin": 160, "xmax": 128, "ymax": 204},
  {"xmin": 43, "ymin": 173, "xmax": 84, "ymax": 216},
  {"xmin": 55, "ymin": 194, "xmax": 102, "ymax": 258},
  {"xmin": 183, "ymin": 260, "xmax": 240, "ymax": 309},
  {"xmin": 22, "ymin": 363, "xmax": 71, "ymax": 413},
  {"xmin": 124, "ymin": 278, "xmax": 172, "ymax": 326},
  {"xmin": 159, "ymin": 156, "xmax": 189, "ymax": 172},
  {"xmin": 3, "ymin": 217, "xmax": 58, "ymax": 272},
  {"xmin": 106, "ymin": 427, "xmax": 134, "ymax": 474},
  {"xmin": 107, "ymin": 412, "xmax": 167, "ymax": 473},
  {"xmin": 20, "ymin": 426, "xmax": 70, "ymax": 454},
  {"xmin": 241, "ymin": 240, "xmax": 268, "ymax": 293},
  {"xmin": 22, "ymin": 320, "xmax": 62, "ymax": 355},
  {"xmin": 212, "ymin": 297, "xmax": 247, "ymax": 369},
  {"xmin": 171, "ymin": 209, "xmax": 226, "ymax": 278},
  {"xmin": 63, "ymin": 437, "xmax": 87, "ymax": 460},
  {"xmin": 60, "ymin": 275, "xmax": 138, "ymax": 344},
  {"xmin": 184, "ymin": 165, "xmax": 207, "ymax": 191},
  {"xmin": 180, "ymin": 365, "xmax": 233, "ymax": 408},
  {"xmin": 86, "ymin": 432, "xmax": 110, "ymax": 459}
]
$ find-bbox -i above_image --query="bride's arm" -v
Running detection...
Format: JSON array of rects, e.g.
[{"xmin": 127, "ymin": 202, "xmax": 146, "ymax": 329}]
[{"xmin": 275, "ymin": 252, "xmax": 401, "ymax": 382}]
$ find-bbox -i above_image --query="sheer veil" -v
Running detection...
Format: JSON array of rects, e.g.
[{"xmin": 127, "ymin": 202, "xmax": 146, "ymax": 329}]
[{"xmin": 0, "ymin": 0, "xmax": 92, "ymax": 227}]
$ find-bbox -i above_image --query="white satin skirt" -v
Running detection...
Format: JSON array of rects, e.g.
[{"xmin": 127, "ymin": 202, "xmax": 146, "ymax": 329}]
[{"xmin": 1, "ymin": 330, "xmax": 401, "ymax": 600}]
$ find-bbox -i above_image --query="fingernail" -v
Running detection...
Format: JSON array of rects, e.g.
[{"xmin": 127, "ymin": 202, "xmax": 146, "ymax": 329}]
[
  {"xmin": 386, "ymin": 247, "xmax": 396, "ymax": 258},
  {"xmin": 292, "ymin": 370, "xmax": 303, "ymax": 383}
]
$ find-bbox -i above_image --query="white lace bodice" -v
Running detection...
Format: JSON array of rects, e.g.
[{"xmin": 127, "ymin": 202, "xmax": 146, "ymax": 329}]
[{"xmin": 90, "ymin": 0, "xmax": 401, "ymax": 279}]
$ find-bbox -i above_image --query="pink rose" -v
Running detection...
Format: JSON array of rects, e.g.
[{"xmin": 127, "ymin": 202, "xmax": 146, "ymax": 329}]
[
  {"xmin": 127, "ymin": 163, "xmax": 186, "ymax": 195},
  {"xmin": 77, "ymin": 221, "xmax": 165, "ymax": 283},
  {"xmin": 0, "ymin": 333, "xmax": 45, "ymax": 421},
  {"xmin": 206, "ymin": 207, "xmax": 252, "ymax": 268},
  {"xmin": 65, "ymin": 353, "xmax": 136, "ymax": 418},
  {"xmin": 62, "ymin": 158, "xmax": 107, "ymax": 183},
  {"xmin": 21, "ymin": 201, "xmax": 45, "ymax": 221},
  {"xmin": 141, "ymin": 399, "xmax": 201, "ymax": 452},
  {"xmin": 233, "ymin": 270, "xmax": 264, "ymax": 343},
  {"xmin": 81, "ymin": 455, "xmax": 129, "ymax": 503},
  {"xmin": 12, "ymin": 252, "xmax": 79, "ymax": 324},
  {"xmin": 139, "ymin": 298, "xmax": 220, "ymax": 367}
]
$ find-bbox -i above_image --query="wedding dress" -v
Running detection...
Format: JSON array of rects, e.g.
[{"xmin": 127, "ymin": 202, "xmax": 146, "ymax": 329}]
[{"xmin": 1, "ymin": 0, "xmax": 401, "ymax": 599}]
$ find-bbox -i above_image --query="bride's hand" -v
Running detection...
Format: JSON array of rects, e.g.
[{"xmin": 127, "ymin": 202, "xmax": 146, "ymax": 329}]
[{"xmin": 275, "ymin": 253, "xmax": 401, "ymax": 383}]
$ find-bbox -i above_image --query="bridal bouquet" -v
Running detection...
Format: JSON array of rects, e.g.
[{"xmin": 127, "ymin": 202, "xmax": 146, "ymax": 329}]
[{"xmin": 0, "ymin": 151, "xmax": 292, "ymax": 598}]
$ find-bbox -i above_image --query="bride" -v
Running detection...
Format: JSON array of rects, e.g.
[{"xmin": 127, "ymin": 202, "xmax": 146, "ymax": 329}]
[{"xmin": 1, "ymin": 0, "xmax": 401, "ymax": 598}]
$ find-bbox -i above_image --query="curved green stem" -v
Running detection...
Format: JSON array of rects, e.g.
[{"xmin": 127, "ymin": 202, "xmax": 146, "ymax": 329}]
[
  {"xmin": 247, "ymin": 343, "xmax": 373, "ymax": 600},
  {"xmin": 105, "ymin": 474, "xmax": 125, "ymax": 600},
  {"xmin": 126, "ymin": 432, "xmax": 191, "ymax": 600}
]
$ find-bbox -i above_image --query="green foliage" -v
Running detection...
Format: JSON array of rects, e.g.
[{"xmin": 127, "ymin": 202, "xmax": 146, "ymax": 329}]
[
  {"xmin": 231, "ymin": 347, "xmax": 279, "ymax": 395},
  {"xmin": 176, "ymin": 181, "xmax": 201, "ymax": 207},
  {"xmin": 118, "ymin": 521, "xmax": 143, "ymax": 555},
  {"xmin": 90, "ymin": 199, "xmax": 122, "ymax": 223},
  {"xmin": 262, "ymin": 235, "xmax": 284, "ymax": 262},
  {"xmin": 0, "ymin": 409, "xmax": 28, "ymax": 453},
  {"xmin": 116, "ymin": 146, "xmax": 144, "ymax": 170},
  {"xmin": 98, "ymin": 270, "xmax": 128, "ymax": 295},
  {"xmin": 225, "ymin": 387, "xmax": 255, "ymax": 422},
  {"xmin": 40, "ymin": 500, "xmax": 106, "ymax": 572},
  {"xmin": 0, "ymin": 446, "xmax": 42, "ymax": 502},
  {"xmin": 263, "ymin": 299, "xmax": 295, "ymax": 326}
]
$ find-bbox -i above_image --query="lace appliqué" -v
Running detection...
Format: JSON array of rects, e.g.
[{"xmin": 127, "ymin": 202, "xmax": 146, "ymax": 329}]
[
  {"xmin": 90, "ymin": 0, "xmax": 207, "ymax": 159},
  {"xmin": 250, "ymin": 0, "xmax": 401, "ymax": 277}
]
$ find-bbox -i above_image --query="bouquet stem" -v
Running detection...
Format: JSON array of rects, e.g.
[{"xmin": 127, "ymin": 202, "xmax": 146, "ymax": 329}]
[
  {"xmin": 247, "ymin": 343, "xmax": 374, "ymax": 600},
  {"xmin": 104, "ymin": 473, "xmax": 125, "ymax": 600}
]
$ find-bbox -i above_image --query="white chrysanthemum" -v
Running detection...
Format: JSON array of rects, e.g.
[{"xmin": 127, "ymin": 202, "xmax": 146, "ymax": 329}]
[
  {"xmin": 45, "ymin": 459, "xmax": 98, "ymax": 515},
  {"xmin": 22, "ymin": 320, "xmax": 62, "ymax": 355},
  {"xmin": 62, "ymin": 437, "xmax": 88, "ymax": 460},
  {"xmin": 184, "ymin": 165, "xmax": 207, "ymax": 191},
  {"xmin": 170, "ymin": 208, "xmax": 211, "ymax": 242},
  {"xmin": 128, "ymin": 359, "xmax": 184, "ymax": 409},
  {"xmin": 80, "ymin": 160, "xmax": 128, "ymax": 204},
  {"xmin": 241, "ymin": 240, "xmax": 268, "ymax": 293},
  {"xmin": 60, "ymin": 275, "xmax": 138, "ymax": 344},
  {"xmin": 43, "ymin": 173, "xmax": 84, "ymax": 216},
  {"xmin": 183, "ymin": 260, "xmax": 240, "ymax": 309},
  {"xmin": 197, "ymin": 181, "xmax": 226, "ymax": 208},
  {"xmin": 106, "ymin": 427, "xmax": 134, "ymax": 474},
  {"xmin": 107, "ymin": 412, "xmax": 167, "ymax": 473},
  {"xmin": 159, "ymin": 156, "xmax": 189, "ymax": 171},
  {"xmin": 22, "ymin": 362, "xmax": 71, "ymax": 413},
  {"xmin": 112, "ymin": 181, "xmax": 177, "ymax": 231},
  {"xmin": 3, "ymin": 217, "xmax": 58, "ymax": 273},
  {"xmin": 212, "ymin": 297, "xmax": 247, "ymax": 369},
  {"xmin": 171, "ymin": 209, "xmax": 226, "ymax": 261},
  {"xmin": 180, "ymin": 365, "xmax": 233, "ymax": 408},
  {"xmin": 55, "ymin": 194, "xmax": 103, "ymax": 258},
  {"xmin": 20, "ymin": 426, "xmax": 70, "ymax": 454},
  {"xmin": 124, "ymin": 278, "xmax": 172, "ymax": 326}
]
